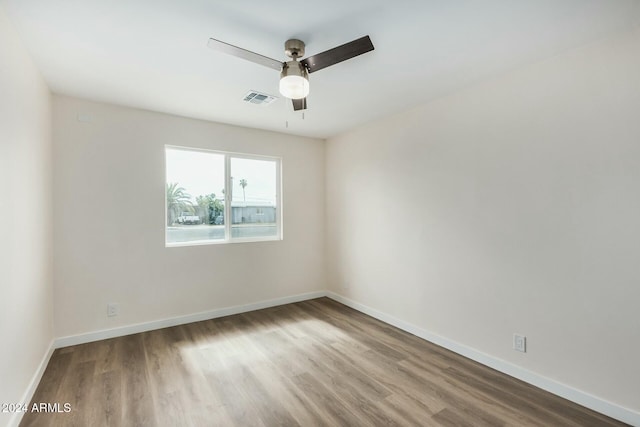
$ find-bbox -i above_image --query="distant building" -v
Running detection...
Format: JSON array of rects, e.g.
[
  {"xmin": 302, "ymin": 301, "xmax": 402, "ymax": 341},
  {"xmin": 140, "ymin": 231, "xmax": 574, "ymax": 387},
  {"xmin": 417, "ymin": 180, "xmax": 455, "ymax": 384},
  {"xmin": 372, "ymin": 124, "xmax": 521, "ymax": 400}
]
[
  {"xmin": 231, "ymin": 201, "xmax": 276, "ymax": 224},
  {"xmin": 193, "ymin": 201, "xmax": 276, "ymax": 225}
]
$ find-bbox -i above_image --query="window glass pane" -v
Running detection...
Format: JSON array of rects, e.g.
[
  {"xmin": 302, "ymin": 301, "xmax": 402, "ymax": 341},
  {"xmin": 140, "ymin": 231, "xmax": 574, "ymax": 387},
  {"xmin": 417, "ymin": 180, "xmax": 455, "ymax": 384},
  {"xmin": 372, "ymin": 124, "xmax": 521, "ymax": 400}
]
[
  {"xmin": 166, "ymin": 148, "xmax": 225, "ymax": 244},
  {"xmin": 230, "ymin": 157, "xmax": 278, "ymax": 239}
]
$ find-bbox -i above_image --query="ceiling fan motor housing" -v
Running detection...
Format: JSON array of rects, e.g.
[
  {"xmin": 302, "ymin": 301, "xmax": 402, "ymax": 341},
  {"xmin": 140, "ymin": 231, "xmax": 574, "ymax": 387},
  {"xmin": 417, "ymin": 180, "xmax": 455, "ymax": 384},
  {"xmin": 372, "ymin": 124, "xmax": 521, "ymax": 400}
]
[{"xmin": 280, "ymin": 60, "xmax": 309, "ymax": 99}]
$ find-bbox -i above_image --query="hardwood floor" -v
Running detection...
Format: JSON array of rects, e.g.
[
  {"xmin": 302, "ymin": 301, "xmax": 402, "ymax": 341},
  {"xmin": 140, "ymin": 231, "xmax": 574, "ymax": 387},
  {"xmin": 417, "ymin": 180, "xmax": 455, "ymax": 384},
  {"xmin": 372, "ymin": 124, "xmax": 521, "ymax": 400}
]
[{"xmin": 20, "ymin": 298, "xmax": 626, "ymax": 426}]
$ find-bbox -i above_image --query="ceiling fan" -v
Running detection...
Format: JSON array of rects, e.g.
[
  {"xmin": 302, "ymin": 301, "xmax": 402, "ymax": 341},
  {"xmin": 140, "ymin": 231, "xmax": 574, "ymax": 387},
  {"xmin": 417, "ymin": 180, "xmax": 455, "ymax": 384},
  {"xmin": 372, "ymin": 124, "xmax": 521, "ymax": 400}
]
[{"xmin": 207, "ymin": 35, "xmax": 375, "ymax": 111}]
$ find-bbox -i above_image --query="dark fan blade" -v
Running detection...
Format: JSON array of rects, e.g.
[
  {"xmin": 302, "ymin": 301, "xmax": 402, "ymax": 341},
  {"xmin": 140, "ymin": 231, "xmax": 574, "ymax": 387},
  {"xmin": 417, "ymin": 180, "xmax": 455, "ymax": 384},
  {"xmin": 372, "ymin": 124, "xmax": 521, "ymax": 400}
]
[
  {"xmin": 292, "ymin": 98, "xmax": 307, "ymax": 111},
  {"xmin": 207, "ymin": 38, "xmax": 283, "ymax": 71},
  {"xmin": 300, "ymin": 36, "xmax": 374, "ymax": 73}
]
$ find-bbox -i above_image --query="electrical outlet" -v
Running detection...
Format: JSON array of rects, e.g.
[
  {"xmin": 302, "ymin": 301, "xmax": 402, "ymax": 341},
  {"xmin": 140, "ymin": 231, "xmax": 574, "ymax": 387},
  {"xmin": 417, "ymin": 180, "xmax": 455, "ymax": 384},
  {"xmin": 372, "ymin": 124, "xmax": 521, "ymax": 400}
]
[
  {"xmin": 513, "ymin": 334, "xmax": 526, "ymax": 352},
  {"xmin": 107, "ymin": 303, "xmax": 119, "ymax": 317}
]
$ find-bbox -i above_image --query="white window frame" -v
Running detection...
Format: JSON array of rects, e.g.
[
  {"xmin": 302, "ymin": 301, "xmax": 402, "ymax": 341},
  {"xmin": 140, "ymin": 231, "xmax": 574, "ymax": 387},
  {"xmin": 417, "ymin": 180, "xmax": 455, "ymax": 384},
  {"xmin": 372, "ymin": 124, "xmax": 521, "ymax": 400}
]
[{"xmin": 165, "ymin": 145, "xmax": 282, "ymax": 247}]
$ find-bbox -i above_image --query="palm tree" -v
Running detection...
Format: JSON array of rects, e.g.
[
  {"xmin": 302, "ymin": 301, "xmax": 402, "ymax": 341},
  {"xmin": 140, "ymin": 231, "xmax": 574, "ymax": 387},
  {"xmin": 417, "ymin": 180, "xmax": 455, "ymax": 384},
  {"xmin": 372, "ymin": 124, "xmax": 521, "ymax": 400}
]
[
  {"xmin": 166, "ymin": 182, "xmax": 192, "ymax": 225},
  {"xmin": 239, "ymin": 179, "xmax": 248, "ymax": 202}
]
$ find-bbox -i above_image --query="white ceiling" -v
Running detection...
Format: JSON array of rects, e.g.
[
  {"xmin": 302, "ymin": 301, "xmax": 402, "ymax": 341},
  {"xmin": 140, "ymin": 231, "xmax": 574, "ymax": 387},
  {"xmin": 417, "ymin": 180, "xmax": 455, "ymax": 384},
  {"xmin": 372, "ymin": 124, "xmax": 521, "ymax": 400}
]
[{"xmin": 3, "ymin": 0, "xmax": 640, "ymax": 139}]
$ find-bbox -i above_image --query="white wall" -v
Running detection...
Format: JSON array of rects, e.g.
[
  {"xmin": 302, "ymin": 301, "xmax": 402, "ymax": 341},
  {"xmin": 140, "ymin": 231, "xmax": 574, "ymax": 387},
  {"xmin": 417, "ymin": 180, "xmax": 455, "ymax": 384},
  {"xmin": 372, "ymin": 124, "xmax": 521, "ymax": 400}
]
[
  {"xmin": 52, "ymin": 96, "xmax": 325, "ymax": 338},
  {"xmin": 326, "ymin": 27, "xmax": 640, "ymax": 415},
  {"xmin": 0, "ymin": 5, "xmax": 53, "ymax": 426}
]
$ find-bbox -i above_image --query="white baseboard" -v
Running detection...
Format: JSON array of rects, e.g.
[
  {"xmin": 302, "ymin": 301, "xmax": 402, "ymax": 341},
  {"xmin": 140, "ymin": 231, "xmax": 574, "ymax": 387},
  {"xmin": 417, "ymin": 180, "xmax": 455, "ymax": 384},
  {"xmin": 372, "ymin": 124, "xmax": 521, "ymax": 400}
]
[
  {"xmin": 8, "ymin": 339, "xmax": 56, "ymax": 427},
  {"xmin": 54, "ymin": 291, "xmax": 327, "ymax": 348},
  {"xmin": 325, "ymin": 291, "xmax": 640, "ymax": 427}
]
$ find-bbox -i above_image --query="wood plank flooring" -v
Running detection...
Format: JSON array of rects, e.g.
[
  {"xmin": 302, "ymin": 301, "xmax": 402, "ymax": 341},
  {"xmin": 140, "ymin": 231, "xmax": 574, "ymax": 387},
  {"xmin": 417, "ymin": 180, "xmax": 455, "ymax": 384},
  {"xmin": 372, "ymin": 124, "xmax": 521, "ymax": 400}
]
[{"xmin": 20, "ymin": 298, "xmax": 627, "ymax": 426}]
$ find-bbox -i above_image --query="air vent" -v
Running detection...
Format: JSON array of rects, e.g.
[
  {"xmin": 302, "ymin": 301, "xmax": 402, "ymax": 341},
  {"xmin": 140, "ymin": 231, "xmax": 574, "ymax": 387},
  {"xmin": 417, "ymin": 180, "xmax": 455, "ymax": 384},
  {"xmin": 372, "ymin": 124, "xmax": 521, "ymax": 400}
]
[{"xmin": 243, "ymin": 91, "xmax": 278, "ymax": 106}]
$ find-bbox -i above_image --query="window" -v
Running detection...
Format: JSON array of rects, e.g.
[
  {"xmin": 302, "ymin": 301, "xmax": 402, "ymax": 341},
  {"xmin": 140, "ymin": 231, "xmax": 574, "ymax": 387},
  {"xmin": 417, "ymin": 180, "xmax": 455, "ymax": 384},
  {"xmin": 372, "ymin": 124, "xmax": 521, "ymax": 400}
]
[{"xmin": 165, "ymin": 146, "xmax": 281, "ymax": 246}]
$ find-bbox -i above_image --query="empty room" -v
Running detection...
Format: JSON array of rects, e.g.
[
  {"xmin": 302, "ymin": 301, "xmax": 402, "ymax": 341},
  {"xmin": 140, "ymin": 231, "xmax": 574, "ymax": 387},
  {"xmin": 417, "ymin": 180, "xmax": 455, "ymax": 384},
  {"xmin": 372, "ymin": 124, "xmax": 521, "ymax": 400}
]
[{"xmin": 1, "ymin": 1, "xmax": 639, "ymax": 426}]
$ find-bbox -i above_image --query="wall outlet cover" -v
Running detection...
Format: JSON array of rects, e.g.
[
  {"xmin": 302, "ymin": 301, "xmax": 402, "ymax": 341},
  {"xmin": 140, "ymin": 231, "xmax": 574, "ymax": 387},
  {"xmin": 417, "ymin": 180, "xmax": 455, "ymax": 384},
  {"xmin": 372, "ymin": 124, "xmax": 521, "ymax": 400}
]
[
  {"xmin": 513, "ymin": 334, "xmax": 526, "ymax": 352},
  {"xmin": 107, "ymin": 303, "xmax": 119, "ymax": 317}
]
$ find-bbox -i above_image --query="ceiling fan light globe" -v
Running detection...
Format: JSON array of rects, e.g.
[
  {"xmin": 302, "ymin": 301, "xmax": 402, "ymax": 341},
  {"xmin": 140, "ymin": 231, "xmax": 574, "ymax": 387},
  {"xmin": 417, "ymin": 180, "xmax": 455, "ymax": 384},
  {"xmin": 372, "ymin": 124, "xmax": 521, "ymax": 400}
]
[{"xmin": 279, "ymin": 75, "xmax": 309, "ymax": 99}]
